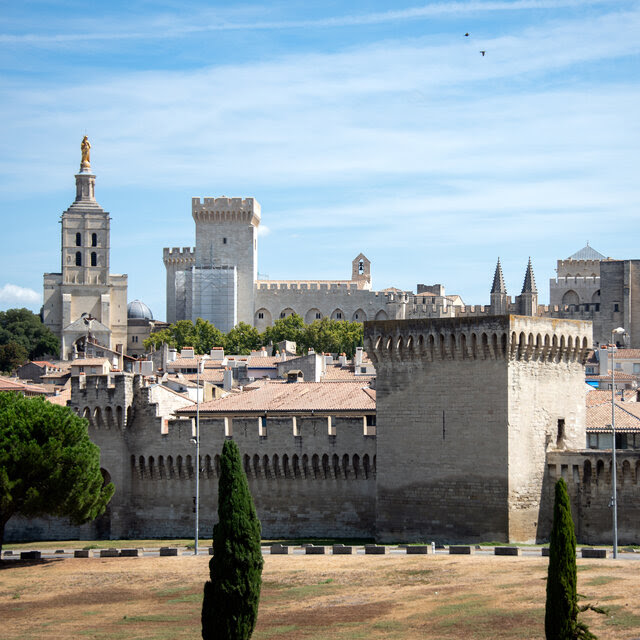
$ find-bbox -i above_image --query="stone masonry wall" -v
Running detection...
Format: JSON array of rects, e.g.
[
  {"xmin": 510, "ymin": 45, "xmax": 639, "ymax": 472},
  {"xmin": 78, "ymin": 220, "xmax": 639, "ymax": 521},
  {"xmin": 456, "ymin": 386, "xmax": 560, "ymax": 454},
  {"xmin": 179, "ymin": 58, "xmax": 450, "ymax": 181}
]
[
  {"xmin": 367, "ymin": 317, "xmax": 512, "ymax": 543},
  {"xmin": 366, "ymin": 314, "xmax": 592, "ymax": 544},
  {"xmin": 542, "ymin": 450, "xmax": 640, "ymax": 544}
]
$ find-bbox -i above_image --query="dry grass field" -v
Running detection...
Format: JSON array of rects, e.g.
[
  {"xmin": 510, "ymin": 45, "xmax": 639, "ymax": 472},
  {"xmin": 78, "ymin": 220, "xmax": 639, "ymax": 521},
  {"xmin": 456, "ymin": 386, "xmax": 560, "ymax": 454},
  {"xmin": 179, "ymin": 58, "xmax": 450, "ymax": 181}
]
[{"xmin": 1, "ymin": 552, "xmax": 639, "ymax": 640}]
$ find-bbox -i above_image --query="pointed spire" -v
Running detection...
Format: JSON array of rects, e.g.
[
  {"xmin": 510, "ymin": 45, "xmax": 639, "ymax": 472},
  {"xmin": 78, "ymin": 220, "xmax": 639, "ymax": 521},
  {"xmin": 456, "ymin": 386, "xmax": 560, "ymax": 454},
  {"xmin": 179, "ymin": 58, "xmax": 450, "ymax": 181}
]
[
  {"xmin": 491, "ymin": 258, "xmax": 507, "ymax": 294},
  {"xmin": 521, "ymin": 257, "xmax": 537, "ymax": 294}
]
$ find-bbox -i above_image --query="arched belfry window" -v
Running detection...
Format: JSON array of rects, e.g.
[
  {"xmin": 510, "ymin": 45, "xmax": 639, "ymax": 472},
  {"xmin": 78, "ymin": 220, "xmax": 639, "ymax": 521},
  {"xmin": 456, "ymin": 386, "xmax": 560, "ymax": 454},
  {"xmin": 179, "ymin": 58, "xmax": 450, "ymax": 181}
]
[
  {"xmin": 91, "ymin": 252, "xmax": 97, "ymax": 267},
  {"xmin": 359, "ymin": 260, "xmax": 364, "ymax": 274},
  {"xmin": 75, "ymin": 251, "xmax": 82, "ymax": 266},
  {"xmin": 92, "ymin": 233, "xmax": 97, "ymax": 247},
  {"xmin": 75, "ymin": 232, "xmax": 81, "ymax": 246}
]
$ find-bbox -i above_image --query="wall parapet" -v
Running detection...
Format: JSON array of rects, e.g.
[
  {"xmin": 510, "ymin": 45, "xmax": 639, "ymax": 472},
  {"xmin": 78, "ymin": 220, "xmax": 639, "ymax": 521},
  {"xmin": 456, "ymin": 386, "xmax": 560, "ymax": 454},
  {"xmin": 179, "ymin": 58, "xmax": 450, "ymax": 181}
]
[
  {"xmin": 364, "ymin": 315, "xmax": 592, "ymax": 364},
  {"xmin": 163, "ymin": 247, "xmax": 196, "ymax": 265}
]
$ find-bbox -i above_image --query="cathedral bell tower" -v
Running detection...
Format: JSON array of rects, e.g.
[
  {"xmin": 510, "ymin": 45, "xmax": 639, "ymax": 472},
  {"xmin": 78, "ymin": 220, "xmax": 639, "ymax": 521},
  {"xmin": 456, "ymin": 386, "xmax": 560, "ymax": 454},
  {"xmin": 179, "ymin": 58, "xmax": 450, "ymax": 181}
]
[
  {"xmin": 43, "ymin": 138, "xmax": 128, "ymax": 360},
  {"xmin": 60, "ymin": 136, "xmax": 110, "ymax": 287}
]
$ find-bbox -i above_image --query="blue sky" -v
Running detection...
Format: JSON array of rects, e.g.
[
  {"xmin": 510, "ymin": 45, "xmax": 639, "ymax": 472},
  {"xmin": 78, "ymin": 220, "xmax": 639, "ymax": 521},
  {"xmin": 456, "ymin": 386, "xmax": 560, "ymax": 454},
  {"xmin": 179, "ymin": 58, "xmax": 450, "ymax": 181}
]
[{"xmin": 1, "ymin": 0, "xmax": 639, "ymax": 319}]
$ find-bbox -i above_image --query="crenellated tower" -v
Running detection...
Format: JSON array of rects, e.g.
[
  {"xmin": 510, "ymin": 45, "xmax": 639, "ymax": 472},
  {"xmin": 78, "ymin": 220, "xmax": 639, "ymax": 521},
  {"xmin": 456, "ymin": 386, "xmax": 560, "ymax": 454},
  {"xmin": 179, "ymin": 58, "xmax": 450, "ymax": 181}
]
[
  {"xmin": 164, "ymin": 197, "xmax": 260, "ymax": 332},
  {"xmin": 365, "ymin": 314, "xmax": 592, "ymax": 543}
]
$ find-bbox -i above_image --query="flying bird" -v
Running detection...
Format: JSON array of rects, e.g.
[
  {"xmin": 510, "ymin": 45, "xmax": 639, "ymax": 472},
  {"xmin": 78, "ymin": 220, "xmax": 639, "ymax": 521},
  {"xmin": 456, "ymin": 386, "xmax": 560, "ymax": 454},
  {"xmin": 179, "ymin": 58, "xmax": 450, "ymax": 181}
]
[
  {"xmin": 480, "ymin": 50, "xmax": 486, "ymax": 56},
  {"xmin": 465, "ymin": 32, "xmax": 469, "ymax": 36}
]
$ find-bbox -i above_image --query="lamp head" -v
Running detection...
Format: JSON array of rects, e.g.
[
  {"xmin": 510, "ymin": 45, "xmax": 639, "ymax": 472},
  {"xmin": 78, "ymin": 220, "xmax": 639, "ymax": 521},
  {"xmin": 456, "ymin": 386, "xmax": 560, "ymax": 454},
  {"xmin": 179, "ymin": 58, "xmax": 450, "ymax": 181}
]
[{"xmin": 612, "ymin": 327, "xmax": 626, "ymax": 335}]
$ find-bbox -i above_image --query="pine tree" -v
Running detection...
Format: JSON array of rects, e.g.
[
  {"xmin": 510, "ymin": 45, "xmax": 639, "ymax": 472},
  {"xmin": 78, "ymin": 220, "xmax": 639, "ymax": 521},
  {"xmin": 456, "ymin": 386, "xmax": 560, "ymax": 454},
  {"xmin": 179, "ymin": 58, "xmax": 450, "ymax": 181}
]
[
  {"xmin": 545, "ymin": 478, "xmax": 597, "ymax": 639},
  {"xmin": 202, "ymin": 440, "xmax": 263, "ymax": 640}
]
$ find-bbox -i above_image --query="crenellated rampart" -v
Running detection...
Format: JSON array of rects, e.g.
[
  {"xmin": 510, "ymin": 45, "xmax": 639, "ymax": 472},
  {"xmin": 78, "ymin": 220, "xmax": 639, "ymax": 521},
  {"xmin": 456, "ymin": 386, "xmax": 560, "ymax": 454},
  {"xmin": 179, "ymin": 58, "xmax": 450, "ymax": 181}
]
[
  {"xmin": 364, "ymin": 315, "xmax": 591, "ymax": 365},
  {"xmin": 544, "ymin": 450, "xmax": 640, "ymax": 544},
  {"xmin": 192, "ymin": 196, "xmax": 261, "ymax": 226},
  {"xmin": 162, "ymin": 246, "xmax": 196, "ymax": 265}
]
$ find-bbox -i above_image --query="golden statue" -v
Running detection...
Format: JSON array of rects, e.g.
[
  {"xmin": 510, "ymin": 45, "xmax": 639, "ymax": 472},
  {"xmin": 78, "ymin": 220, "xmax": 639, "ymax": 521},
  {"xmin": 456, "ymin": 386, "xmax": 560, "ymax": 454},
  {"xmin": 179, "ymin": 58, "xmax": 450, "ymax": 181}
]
[{"xmin": 81, "ymin": 135, "xmax": 91, "ymax": 169}]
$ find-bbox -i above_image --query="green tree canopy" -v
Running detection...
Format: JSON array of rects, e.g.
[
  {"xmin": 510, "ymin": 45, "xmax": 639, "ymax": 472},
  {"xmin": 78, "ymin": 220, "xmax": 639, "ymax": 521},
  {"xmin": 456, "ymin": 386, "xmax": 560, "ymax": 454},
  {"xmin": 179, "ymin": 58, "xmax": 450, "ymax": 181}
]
[
  {"xmin": 202, "ymin": 439, "xmax": 263, "ymax": 640},
  {"xmin": 0, "ymin": 393, "xmax": 114, "ymax": 553},
  {"xmin": 0, "ymin": 341, "xmax": 29, "ymax": 374},
  {"xmin": 298, "ymin": 317, "xmax": 363, "ymax": 359},
  {"xmin": 0, "ymin": 308, "xmax": 59, "ymax": 361},
  {"xmin": 261, "ymin": 313, "xmax": 305, "ymax": 349},
  {"xmin": 143, "ymin": 318, "xmax": 225, "ymax": 354},
  {"xmin": 225, "ymin": 322, "xmax": 262, "ymax": 355}
]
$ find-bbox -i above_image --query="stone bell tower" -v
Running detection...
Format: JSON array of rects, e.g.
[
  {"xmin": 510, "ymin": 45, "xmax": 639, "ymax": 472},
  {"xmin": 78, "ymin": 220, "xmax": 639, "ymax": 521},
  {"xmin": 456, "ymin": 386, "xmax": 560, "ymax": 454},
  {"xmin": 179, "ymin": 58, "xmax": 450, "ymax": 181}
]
[{"xmin": 43, "ymin": 138, "xmax": 128, "ymax": 360}]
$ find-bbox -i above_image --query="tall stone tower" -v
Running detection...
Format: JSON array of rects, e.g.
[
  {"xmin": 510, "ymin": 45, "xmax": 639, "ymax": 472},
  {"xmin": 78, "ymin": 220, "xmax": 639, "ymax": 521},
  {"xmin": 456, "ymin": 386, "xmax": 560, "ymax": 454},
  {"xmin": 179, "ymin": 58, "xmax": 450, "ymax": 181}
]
[
  {"xmin": 43, "ymin": 138, "xmax": 128, "ymax": 360},
  {"xmin": 365, "ymin": 314, "xmax": 591, "ymax": 543},
  {"xmin": 164, "ymin": 197, "xmax": 260, "ymax": 332}
]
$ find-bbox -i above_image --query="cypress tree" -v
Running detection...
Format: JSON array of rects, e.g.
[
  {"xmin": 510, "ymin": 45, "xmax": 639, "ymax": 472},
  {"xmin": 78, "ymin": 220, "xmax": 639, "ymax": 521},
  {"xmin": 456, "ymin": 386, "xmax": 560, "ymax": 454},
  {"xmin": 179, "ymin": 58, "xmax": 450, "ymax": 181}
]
[
  {"xmin": 545, "ymin": 477, "xmax": 597, "ymax": 640},
  {"xmin": 202, "ymin": 440, "xmax": 263, "ymax": 640}
]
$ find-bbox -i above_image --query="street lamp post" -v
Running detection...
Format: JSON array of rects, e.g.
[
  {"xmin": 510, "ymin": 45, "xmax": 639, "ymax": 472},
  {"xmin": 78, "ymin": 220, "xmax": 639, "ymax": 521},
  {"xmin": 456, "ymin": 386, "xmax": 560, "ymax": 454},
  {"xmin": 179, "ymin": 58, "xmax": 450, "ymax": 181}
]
[
  {"xmin": 194, "ymin": 358, "xmax": 202, "ymax": 556},
  {"xmin": 609, "ymin": 327, "xmax": 626, "ymax": 559}
]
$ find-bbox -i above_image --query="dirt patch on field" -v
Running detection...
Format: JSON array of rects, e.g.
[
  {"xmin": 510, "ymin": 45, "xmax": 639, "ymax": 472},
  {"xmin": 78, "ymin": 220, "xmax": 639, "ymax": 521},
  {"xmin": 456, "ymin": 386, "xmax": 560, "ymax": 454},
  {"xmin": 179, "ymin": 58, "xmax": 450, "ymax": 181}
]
[{"xmin": 0, "ymin": 554, "xmax": 638, "ymax": 639}]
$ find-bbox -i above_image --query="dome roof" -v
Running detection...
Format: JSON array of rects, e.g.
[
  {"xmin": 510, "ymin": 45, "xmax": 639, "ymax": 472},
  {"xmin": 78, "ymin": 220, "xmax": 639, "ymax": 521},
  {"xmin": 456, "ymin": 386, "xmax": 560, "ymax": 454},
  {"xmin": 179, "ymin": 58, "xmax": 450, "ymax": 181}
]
[{"xmin": 127, "ymin": 299, "xmax": 153, "ymax": 320}]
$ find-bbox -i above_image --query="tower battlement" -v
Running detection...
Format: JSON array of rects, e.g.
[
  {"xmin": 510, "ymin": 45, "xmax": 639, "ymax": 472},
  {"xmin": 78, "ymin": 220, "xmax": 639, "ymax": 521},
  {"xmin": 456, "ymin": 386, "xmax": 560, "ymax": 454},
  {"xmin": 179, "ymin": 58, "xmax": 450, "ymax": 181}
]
[
  {"xmin": 192, "ymin": 197, "xmax": 261, "ymax": 226},
  {"xmin": 365, "ymin": 315, "xmax": 592, "ymax": 364},
  {"xmin": 163, "ymin": 246, "xmax": 196, "ymax": 264}
]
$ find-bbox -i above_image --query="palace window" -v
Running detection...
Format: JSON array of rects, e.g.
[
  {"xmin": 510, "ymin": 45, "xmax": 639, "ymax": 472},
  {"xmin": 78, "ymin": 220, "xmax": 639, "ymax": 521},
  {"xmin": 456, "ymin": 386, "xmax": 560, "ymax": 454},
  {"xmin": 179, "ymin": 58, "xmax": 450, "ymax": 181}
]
[
  {"xmin": 75, "ymin": 251, "xmax": 82, "ymax": 266},
  {"xmin": 75, "ymin": 232, "xmax": 81, "ymax": 246},
  {"xmin": 91, "ymin": 233, "xmax": 97, "ymax": 247},
  {"xmin": 91, "ymin": 252, "xmax": 97, "ymax": 267},
  {"xmin": 614, "ymin": 303, "xmax": 620, "ymax": 312},
  {"xmin": 223, "ymin": 237, "xmax": 227, "ymax": 244}
]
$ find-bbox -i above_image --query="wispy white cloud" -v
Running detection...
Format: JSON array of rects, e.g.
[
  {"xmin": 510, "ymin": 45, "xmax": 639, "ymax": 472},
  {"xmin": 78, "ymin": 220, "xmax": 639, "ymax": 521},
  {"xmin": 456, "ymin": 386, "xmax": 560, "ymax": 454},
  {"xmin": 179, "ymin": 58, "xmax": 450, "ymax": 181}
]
[
  {"xmin": 0, "ymin": 284, "xmax": 41, "ymax": 306},
  {"xmin": 0, "ymin": 0, "xmax": 623, "ymax": 44}
]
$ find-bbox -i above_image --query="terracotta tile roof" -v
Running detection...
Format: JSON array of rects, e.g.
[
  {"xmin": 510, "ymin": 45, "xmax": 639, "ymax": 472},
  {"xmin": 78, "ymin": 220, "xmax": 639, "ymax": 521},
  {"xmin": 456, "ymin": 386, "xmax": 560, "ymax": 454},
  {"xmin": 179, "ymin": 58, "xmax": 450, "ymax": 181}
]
[
  {"xmin": 587, "ymin": 400, "xmax": 640, "ymax": 433},
  {"xmin": 609, "ymin": 349, "xmax": 640, "ymax": 360},
  {"xmin": 46, "ymin": 388, "xmax": 71, "ymax": 406},
  {"xmin": 586, "ymin": 389, "xmax": 614, "ymax": 407},
  {"xmin": 71, "ymin": 358, "xmax": 111, "ymax": 366},
  {"xmin": 183, "ymin": 369, "xmax": 225, "ymax": 384},
  {"xmin": 167, "ymin": 356, "xmax": 204, "ymax": 368},
  {"xmin": 177, "ymin": 381, "xmax": 376, "ymax": 415},
  {"xmin": 31, "ymin": 360, "xmax": 57, "ymax": 368},
  {"xmin": 321, "ymin": 364, "xmax": 375, "ymax": 381},
  {"xmin": 589, "ymin": 371, "xmax": 637, "ymax": 382},
  {"xmin": 0, "ymin": 378, "xmax": 48, "ymax": 394}
]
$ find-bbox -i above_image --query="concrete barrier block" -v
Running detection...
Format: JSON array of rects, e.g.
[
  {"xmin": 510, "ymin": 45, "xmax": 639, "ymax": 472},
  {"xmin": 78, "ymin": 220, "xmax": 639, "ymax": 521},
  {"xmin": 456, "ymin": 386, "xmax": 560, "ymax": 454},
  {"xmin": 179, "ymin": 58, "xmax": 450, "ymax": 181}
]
[
  {"xmin": 119, "ymin": 548, "xmax": 140, "ymax": 557},
  {"xmin": 494, "ymin": 547, "xmax": 521, "ymax": 556},
  {"xmin": 365, "ymin": 545, "xmax": 386, "ymax": 555},
  {"xmin": 54, "ymin": 549, "xmax": 65, "ymax": 554},
  {"xmin": 406, "ymin": 545, "xmax": 430, "ymax": 554},
  {"xmin": 305, "ymin": 545, "xmax": 325, "ymax": 555},
  {"xmin": 74, "ymin": 549, "xmax": 93, "ymax": 558},
  {"xmin": 541, "ymin": 547, "xmax": 550, "ymax": 557},
  {"xmin": 159, "ymin": 547, "xmax": 178, "ymax": 557},
  {"xmin": 449, "ymin": 546, "xmax": 474, "ymax": 555},
  {"xmin": 270, "ymin": 544, "xmax": 290, "ymax": 555},
  {"xmin": 581, "ymin": 548, "xmax": 609, "ymax": 559},
  {"xmin": 99, "ymin": 548, "xmax": 119, "ymax": 558},
  {"xmin": 20, "ymin": 550, "xmax": 41, "ymax": 560},
  {"xmin": 332, "ymin": 545, "xmax": 353, "ymax": 554}
]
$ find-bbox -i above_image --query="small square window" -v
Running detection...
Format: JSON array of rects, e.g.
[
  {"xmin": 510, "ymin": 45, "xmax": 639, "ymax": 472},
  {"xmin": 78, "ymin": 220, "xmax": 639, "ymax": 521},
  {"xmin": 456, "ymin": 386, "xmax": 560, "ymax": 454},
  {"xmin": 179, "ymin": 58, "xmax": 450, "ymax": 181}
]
[
  {"xmin": 614, "ymin": 303, "xmax": 620, "ymax": 312},
  {"xmin": 223, "ymin": 238, "xmax": 227, "ymax": 244},
  {"xmin": 316, "ymin": 312, "xmax": 321, "ymax": 319},
  {"xmin": 258, "ymin": 312, "xmax": 264, "ymax": 319}
]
